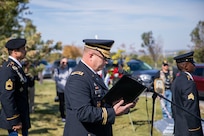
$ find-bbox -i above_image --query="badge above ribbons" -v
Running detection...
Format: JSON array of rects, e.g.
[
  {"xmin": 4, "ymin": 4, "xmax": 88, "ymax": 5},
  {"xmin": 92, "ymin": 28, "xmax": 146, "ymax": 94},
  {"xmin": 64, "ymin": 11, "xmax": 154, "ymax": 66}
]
[{"xmin": 154, "ymin": 78, "xmax": 165, "ymax": 95}]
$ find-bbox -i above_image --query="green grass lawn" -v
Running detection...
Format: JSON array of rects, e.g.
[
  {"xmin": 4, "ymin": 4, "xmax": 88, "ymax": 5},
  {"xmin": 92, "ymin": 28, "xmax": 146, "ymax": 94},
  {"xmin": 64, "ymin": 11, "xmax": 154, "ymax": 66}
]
[{"xmin": 0, "ymin": 79, "xmax": 203, "ymax": 136}]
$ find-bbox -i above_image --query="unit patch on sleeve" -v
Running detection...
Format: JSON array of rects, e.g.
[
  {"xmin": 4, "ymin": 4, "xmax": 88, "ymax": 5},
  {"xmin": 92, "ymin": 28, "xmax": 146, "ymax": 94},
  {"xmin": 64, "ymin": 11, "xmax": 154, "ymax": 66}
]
[{"xmin": 5, "ymin": 79, "xmax": 13, "ymax": 91}]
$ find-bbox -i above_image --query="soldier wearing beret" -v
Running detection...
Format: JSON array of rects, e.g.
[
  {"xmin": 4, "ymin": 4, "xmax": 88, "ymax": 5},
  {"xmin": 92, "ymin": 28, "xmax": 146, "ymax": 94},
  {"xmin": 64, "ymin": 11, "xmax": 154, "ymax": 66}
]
[
  {"xmin": 0, "ymin": 38, "xmax": 31, "ymax": 136},
  {"xmin": 63, "ymin": 39, "xmax": 137, "ymax": 136},
  {"xmin": 171, "ymin": 51, "xmax": 203, "ymax": 136}
]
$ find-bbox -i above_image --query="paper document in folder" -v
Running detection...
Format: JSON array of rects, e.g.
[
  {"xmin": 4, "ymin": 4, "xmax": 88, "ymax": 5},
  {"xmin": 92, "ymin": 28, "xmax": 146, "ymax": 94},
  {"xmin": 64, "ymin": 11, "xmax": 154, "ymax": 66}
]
[{"xmin": 102, "ymin": 75, "xmax": 147, "ymax": 106}]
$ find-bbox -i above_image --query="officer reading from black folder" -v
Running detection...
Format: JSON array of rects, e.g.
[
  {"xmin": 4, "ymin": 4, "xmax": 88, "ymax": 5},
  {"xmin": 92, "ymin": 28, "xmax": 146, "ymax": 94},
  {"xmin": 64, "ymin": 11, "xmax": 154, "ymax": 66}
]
[
  {"xmin": 63, "ymin": 39, "xmax": 138, "ymax": 136},
  {"xmin": 172, "ymin": 51, "xmax": 203, "ymax": 136}
]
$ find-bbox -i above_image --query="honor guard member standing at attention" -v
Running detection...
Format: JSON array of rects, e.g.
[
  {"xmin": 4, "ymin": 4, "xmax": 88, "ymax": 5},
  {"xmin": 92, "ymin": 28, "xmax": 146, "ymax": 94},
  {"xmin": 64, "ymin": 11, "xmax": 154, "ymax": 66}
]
[
  {"xmin": 172, "ymin": 51, "xmax": 203, "ymax": 136},
  {"xmin": 0, "ymin": 38, "xmax": 31, "ymax": 136},
  {"xmin": 63, "ymin": 39, "xmax": 137, "ymax": 136}
]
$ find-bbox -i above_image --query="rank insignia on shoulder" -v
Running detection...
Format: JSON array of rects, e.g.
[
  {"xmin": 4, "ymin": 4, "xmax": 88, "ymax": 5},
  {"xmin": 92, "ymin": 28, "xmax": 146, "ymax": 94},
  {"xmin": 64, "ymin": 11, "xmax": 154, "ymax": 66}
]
[
  {"xmin": 188, "ymin": 93, "xmax": 194, "ymax": 100},
  {"xmin": 5, "ymin": 79, "xmax": 13, "ymax": 91},
  {"xmin": 71, "ymin": 71, "xmax": 84, "ymax": 76}
]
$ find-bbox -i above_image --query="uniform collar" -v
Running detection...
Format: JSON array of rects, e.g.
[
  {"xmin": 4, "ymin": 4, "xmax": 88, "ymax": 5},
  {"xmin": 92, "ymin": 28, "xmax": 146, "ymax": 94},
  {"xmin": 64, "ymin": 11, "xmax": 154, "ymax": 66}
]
[
  {"xmin": 9, "ymin": 56, "xmax": 22, "ymax": 67},
  {"xmin": 184, "ymin": 71, "xmax": 194, "ymax": 81},
  {"xmin": 81, "ymin": 60, "xmax": 97, "ymax": 74}
]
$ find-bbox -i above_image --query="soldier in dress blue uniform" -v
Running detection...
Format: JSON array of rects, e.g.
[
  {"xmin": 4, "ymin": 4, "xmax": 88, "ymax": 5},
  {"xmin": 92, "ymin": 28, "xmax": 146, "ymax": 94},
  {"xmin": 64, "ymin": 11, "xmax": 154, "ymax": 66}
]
[
  {"xmin": 63, "ymin": 39, "xmax": 137, "ymax": 136},
  {"xmin": 171, "ymin": 51, "xmax": 203, "ymax": 136},
  {"xmin": 0, "ymin": 38, "xmax": 31, "ymax": 136}
]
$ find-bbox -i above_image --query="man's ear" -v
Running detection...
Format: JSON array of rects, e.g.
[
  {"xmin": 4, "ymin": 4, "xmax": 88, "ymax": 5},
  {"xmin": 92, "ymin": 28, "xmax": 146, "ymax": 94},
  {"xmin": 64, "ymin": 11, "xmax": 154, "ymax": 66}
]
[{"xmin": 12, "ymin": 49, "xmax": 17, "ymax": 55}]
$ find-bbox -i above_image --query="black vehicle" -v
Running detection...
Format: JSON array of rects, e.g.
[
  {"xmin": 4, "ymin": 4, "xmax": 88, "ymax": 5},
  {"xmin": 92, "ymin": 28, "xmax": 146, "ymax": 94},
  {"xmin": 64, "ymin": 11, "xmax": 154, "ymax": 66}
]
[{"xmin": 127, "ymin": 59, "xmax": 160, "ymax": 91}]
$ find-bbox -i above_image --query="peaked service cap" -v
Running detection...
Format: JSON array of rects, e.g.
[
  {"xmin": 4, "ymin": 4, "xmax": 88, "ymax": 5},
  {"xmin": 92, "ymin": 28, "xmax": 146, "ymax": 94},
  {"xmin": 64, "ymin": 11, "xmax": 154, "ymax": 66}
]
[
  {"xmin": 83, "ymin": 39, "xmax": 114, "ymax": 59},
  {"xmin": 173, "ymin": 51, "xmax": 195, "ymax": 64}
]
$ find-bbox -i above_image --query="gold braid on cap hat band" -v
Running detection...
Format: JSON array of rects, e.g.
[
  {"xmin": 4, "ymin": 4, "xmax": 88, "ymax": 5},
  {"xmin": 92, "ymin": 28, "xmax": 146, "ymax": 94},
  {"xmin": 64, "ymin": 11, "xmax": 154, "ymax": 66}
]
[
  {"xmin": 85, "ymin": 45, "xmax": 110, "ymax": 58},
  {"xmin": 187, "ymin": 56, "xmax": 193, "ymax": 58},
  {"xmin": 85, "ymin": 44, "xmax": 111, "ymax": 50}
]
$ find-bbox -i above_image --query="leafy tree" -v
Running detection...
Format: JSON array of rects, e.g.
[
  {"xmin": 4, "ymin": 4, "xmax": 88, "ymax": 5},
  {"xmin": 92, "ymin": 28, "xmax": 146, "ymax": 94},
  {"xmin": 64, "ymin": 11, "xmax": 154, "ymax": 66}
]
[
  {"xmin": 139, "ymin": 55, "xmax": 154, "ymax": 68},
  {"xmin": 62, "ymin": 45, "xmax": 82, "ymax": 59},
  {"xmin": 0, "ymin": 0, "xmax": 29, "ymax": 65},
  {"xmin": 22, "ymin": 19, "xmax": 63, "ymax": 76},
  {"xmin": 0, "ymin": 0, "xmax": 29, "ymax": 40},
  {"xmin": 190, "ymin": 21, "xmax": 204, "ymax": 63},
  {"xmin": 47, "ymin": 52, "xmax": 62, "ymax": 63},
  {"xmin": 0, "ymin": 1, "xmax": 62, "ymax": 71},
  {"xmin": 128, "ymin": 53, "xmax": 138, "ymax": 60},
  {"xmin": 111, "ymin": 49, "xmax": 131, "ymax": 71},
  {"xmin": 141, "ymin": 31, "xmax": 163, "ymax": 68}
]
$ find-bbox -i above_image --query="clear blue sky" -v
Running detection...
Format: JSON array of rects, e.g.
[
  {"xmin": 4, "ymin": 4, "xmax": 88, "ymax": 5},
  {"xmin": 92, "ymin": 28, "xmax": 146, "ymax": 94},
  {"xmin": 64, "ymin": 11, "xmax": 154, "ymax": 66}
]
[{"xmin": 27, "ymin": 0, "xmax": 204, "ymax": 53}]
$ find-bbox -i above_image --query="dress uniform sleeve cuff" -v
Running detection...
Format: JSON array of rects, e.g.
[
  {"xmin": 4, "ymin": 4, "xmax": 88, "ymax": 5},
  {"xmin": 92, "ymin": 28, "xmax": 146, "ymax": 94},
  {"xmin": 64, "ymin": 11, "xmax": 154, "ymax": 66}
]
[
  {"xmin": 189, "ymin": 126, "xmax": 201, "ymax": 132},
  {"xmin": 7, "ymin": 114, "xmax": 21, "ymax": 127},
  {"xmin": 102, "ymin": 108, "xmax": 108, "ymax": 125},
  {"xmin": 101, "ymin": 107, "xmax": 115, "ymax": 125},
  {"xmin": 6, "ymin": 114, "xmax": 20, "ymax": 121}
]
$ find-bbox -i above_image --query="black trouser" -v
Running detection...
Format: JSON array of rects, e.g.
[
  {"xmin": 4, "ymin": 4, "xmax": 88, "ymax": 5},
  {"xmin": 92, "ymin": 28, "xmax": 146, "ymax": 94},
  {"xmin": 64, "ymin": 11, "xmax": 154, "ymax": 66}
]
[{"xmin": 58, "ymin": 92, "xmax": 65, "ymax": 118}]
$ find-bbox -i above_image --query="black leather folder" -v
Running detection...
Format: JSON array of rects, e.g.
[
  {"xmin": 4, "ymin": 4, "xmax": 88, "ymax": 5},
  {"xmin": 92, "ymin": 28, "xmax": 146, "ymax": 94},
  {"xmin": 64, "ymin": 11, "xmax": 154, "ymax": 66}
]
[{"xmin": 102, "ymin": 75, "xmax": 147, "ymax": 106}]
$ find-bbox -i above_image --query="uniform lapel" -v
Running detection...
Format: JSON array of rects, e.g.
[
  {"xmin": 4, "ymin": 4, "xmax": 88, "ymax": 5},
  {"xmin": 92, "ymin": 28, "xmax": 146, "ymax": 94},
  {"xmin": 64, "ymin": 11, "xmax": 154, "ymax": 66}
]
[
  {"xmin": 93, "ymin": 73, "xmax": 108, "ymax": 90},
  {"xmin": 79, "ymin": 61, "xmax": 108, "ymax": 90}
]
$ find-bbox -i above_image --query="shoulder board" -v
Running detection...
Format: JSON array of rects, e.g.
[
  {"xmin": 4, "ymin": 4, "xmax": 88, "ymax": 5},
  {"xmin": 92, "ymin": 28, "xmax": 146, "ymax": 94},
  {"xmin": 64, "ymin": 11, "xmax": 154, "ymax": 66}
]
[{"xmin": 71, "ymin": 71, "xmax": 84, "ymax": 76}]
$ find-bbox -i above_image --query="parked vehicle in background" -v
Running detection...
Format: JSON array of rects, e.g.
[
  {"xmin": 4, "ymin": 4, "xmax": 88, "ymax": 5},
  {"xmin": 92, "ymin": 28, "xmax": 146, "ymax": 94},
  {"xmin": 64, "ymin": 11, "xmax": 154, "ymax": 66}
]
[
  {"xmin": 37, "ymin": 60, "xmax": 53, "ymax": 79},
  {"xmin": 192, "ymin": 63, "xmax": 204, "ymax": 97},
  {"xmin": 42, "ymin": 63, "xmax": 53, "ymax": 79},
  {"xmin": 127, "ymin": 59, "xmax": 160, "ymax": 91},
  {"xmin": 67, "ymin": 59, "xmax": 77, "ymax": 69},
  {"xmin": 52, "ymin": 59, "xmax": 77, "ymax": 74}
]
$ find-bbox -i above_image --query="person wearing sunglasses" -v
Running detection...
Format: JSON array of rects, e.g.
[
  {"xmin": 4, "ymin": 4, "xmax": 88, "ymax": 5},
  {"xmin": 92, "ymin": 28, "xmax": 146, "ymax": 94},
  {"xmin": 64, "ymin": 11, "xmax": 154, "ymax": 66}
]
[
  {"xmin": 159, "ymin": 60, "xmax": 174, "ymax": 119},
  {"xmin": 53, "ymin": 57, "xmax": 72, "ymax": 122}
]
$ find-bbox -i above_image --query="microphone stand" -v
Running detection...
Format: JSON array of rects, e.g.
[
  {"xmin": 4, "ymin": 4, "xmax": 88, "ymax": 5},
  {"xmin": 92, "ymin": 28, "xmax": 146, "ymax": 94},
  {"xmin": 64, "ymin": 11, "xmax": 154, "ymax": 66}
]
[
  {"xmin": 118, "ymin": 71, "xmax": 203, "ymax": 135},
  {"xmin": 150, "ymin": 91, "xmax": 157, "ymax": 136},
  {"xmin": 150, "ymin": 90, "xmax": 204, "ymax": 136}
]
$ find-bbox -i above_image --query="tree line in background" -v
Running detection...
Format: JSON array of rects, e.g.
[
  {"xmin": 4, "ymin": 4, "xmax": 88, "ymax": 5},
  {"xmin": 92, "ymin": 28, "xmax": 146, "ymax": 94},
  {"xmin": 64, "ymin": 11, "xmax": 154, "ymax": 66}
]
[
  {"xmin": 0, "ymin": 0, "xmax": 204, "ymax": 71},
  {"xmin": 0, "ymin": 0, "xmax": 62, "ymax": 70}
]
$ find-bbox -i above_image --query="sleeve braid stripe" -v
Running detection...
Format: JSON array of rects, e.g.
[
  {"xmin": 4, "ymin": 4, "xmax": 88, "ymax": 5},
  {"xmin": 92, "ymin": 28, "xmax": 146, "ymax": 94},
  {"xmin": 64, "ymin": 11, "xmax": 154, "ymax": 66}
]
[
  {"xmin": 102, "ymin": 107, "xmax": 108, "ymax": 125},
  {"xmin": 6, "ymin": 114, "xmax": 20, "ymax": 120},
  {"xmin": 189, "ymin": 126, "xmax": 201, "ymax": 132}
]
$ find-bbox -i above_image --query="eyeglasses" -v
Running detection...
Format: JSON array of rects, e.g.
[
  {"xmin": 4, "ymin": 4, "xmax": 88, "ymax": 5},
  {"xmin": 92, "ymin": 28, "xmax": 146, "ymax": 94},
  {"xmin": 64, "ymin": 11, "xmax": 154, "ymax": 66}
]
[
  {"xmin": 62, "ymin": 62, "xmax": 67, "ymax": 64},
  {"xmin": 93, "ymin": 53, "xmax": 109, "ymax": 61}
]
